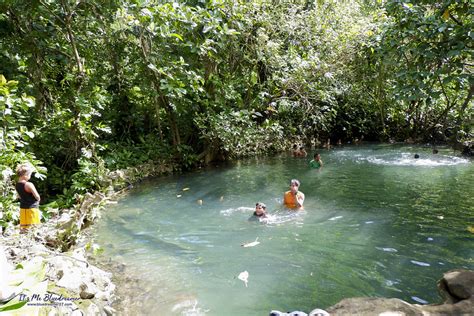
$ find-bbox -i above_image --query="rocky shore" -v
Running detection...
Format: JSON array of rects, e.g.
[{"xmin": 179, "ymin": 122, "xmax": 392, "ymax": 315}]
[
  {"xmin": 0, "ymin": 161, "xmax": 174, "ymax": 315},
  {"xmin": 0, "ymin": 192, "xmax": 119, "ymax": 315}
]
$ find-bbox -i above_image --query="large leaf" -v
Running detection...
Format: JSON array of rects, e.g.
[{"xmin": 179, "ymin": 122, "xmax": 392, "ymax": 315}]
[{"xmin": 0, "ymin": 298, "xmax": 27, "ymax": 312}]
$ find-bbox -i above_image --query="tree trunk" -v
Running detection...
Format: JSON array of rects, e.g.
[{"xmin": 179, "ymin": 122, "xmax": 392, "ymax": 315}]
[{"xmin": 139, "ymin": 30, "xmax": 180, "ymax": 146}]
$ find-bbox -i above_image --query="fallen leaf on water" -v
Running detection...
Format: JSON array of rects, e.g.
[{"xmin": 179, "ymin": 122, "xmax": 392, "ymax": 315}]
[
  {"xmin": 238, "ymin": 271, "xmax": 249, "ymax": 287},
  {"xmin": 241, "ymin": 237, "xmax": 260, "ymax": 248},
  {"xmin": 177, "ymin": 195, "xmax": 182, "ymax": 198},
  {"xmin": 182, "ymin": 188, "xmax": 190, "ymax": 191},
  {"xmin": 468, "ymin": 226, "xmax": 474, "ymax": 234}
]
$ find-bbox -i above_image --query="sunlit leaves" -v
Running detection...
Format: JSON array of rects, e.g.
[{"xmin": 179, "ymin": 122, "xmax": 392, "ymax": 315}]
[
  {"xmin": 0, "ymin": 77, "xmax": 45, "ymax": 227},
  {"xmin": 372, "ymin": 0, "xmax": 473, "ymax": 140}
]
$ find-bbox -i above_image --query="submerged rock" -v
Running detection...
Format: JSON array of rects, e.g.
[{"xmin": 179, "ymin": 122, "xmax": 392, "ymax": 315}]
[
  {"xmin": 270, "ymin": 270, "xmax": 474, "ymax": 316},
  {"xmin": 324, "ymin": 269, "xmax": 474, "ymax": 316}
]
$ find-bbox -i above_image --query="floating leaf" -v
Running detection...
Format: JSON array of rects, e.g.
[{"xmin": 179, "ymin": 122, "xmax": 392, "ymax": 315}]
[
  {"xmin": 241, "ymin": 237, "xmax": 260, "ymax": 248},
  {"xmin": 238, "ymin": 271, "xmax": 249, "ymax": 287}
]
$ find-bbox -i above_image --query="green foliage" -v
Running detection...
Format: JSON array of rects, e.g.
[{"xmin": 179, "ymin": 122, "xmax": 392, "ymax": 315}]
[
  {"xmin": 0, "ymin": 257, "xmax": 47, "ymax": 313},
  {"xmin": 0, "ymin": 0, "xmax": 472, "ymax": 227},
  {"xmin": 0, "ymin": 75, "xmax": 46, "ymax": 227},
  {"xmin": 374, "ymin": 0, "xmax": 473, "ymax": 142},
  {"xmin": 195, "ymin": 109, "xmax": 284, "ymax": 158},
  {"xmin": 103, "ymin": 134, "xmax": 172, "ymax": 170}
]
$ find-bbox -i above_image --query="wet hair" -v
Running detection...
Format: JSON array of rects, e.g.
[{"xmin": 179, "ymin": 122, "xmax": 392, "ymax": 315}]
[
  {"xmin": 414, "ymin": 154, "xmax": 420, "ymax": 159},
  {"xmin": 290, "ymin": 179, "xmax": 300, "ymax": 187},
  {"xmin": 255, "ymin": 202, "xmax": 266, "ymax": 209},
  {"xmin": 293, "ymin": 144, "xmax": 298, "ymax": 149},
  {"xmin": 314, "ymin": 153, "xmax": 319, "ymax": 158},
  {"xmin": 16, "ymin": 163, "xmax": 33, "ymax": 177}
]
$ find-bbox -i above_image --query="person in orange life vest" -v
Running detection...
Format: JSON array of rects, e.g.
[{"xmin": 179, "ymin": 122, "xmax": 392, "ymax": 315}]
[
  {"xmin": 15, "ymin": 163, "xmax": 41, "ymax": 231},
  {"xmin": 283, "ymin": 179, "xmax": 305, "ymax": 210}
]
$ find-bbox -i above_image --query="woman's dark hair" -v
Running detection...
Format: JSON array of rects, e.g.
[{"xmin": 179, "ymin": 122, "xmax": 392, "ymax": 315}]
[{"xmin": 256, "ymin": 202, "xmax": 266, "ymax": 209}]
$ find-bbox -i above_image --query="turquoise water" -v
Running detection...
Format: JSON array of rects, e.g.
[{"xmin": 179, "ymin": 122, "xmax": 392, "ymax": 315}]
[{"xmin": 93, "ymin": 144, "xmax": 473, "ymax": 315}]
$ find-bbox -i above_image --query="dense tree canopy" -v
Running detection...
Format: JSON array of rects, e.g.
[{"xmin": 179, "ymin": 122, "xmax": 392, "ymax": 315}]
[{"xmin": 0, "ymin": 0, "xmax": 472, "ymax": 225}]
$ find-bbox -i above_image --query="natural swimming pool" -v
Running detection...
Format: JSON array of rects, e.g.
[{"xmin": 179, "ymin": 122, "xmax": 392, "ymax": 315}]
[{"xmin": 93, "ymin": 144, "xmax": 473, "ymax": 315}]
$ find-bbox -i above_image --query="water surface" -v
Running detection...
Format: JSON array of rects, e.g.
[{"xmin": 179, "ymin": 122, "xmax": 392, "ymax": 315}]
[{"xmin": 93, "ymin": 144, "xmax": 473, "ymax": 315}]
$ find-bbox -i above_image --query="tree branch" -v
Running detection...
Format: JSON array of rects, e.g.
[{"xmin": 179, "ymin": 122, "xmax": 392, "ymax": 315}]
[{"xmin": 448, "ymin": 12, "xmax": 463, "ymax": 26}]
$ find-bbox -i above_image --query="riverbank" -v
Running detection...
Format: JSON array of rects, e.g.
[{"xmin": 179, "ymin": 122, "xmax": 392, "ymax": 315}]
[{"xmin": 0, "ymin": 160, "xmax": 175, "ymax": 314}]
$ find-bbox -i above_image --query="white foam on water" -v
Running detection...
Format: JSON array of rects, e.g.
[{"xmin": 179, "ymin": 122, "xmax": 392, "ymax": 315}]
[
  {"xmin": 366, "ymin": 153, "xmax": 469, "ymax": 167},
  {"xmin": 385, "ymin": 279, "xmax": 399, "ymax": 286},
  {"xmin": 328, "ymin": 216, "xmax": 343, "ymax": 221},
  {"xmin": 376, "ymin": 247, "xmax": 398, "ymax": 253},
  {"xmin": 262, "ymin": 211, "xmax": 304, "ymax": 225},
  {"xmin": 335, "ymin": 150, "xmax": 469, "ymax": 166},
  {"xmin": 411, "ymin": 296, "xmax": 429, "ymax": 304},
  {"xmin": 172, "ymin": 299, "xmax": 208, "ymax": 316},
  {"xmin": 410, "ymin": 260, "xmax": 430, "ymax": 267},
  {"xmin": 220, "ymin": 206, "xmax": 253, "ymax": 216},
  {"xmin": 177, "ymin": 235, "xmax": 210, "ymax": 244}
]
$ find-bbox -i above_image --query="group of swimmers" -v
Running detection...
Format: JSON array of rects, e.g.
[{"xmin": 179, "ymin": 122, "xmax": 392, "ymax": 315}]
[
  {"xmin": 252, "ymin": 179, "xmax": 305, "ymax": 219},
  {"xmin": 14, "ymin": 152, "xmax": 325, "ymax": 229},
  {"xmin": 292, "ymin": 145, "xmax": 307, "ymax": 157},
  {"xmin": 252, "ymin": 151, "xmax": 324, "ymax": 219}
]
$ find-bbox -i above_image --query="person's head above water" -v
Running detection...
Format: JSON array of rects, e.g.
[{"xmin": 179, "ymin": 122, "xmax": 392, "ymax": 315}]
[
  {"xmin": 284, "ymin": 179, "xmax": 305, "ymax": 209},
  {"xmin": 255, "ymin": 202, "xmax": 266, "ymax": 210},
  {"xmin": 254, "ymin": 202, "xmax": 267, "ymax": 217},
  {"xmin": 290, "ymin": 179, "xmax": 300, "ymax": 193},
  {"xmin": 290, "ymin": 179, "xmax": 300, "ymax": 186},
  {"xmin": 414, "ymin": 154, "xmax": 420, "ymax": 159}
]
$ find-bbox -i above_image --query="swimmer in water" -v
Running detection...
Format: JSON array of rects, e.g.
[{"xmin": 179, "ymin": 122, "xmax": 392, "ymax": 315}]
[
  {"xmin": 309, "ymin": 153, "xmax": 323, "ymax": 169},
  {"xmin": 283, "ymin": 179, "xmax": 305, "ymax": 210},
  {"xmin": 253, "ymin": 202, "xmax": 267, "ymax": 218}
]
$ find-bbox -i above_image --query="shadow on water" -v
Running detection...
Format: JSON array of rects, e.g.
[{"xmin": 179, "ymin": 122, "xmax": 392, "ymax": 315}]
[{"xmin": 108, "ymin": 217, "xmax": 197, "ymax": 257}]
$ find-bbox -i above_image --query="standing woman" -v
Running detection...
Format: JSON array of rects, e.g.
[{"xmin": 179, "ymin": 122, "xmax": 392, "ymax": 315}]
[{"xmin": 15, "ymin": 164, "xmax": 41, "ymax": 230}]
